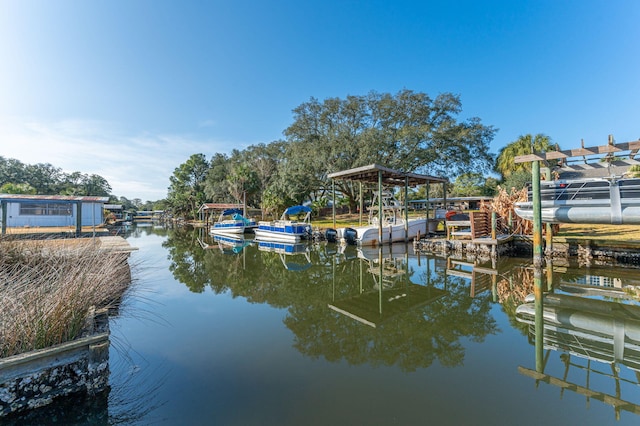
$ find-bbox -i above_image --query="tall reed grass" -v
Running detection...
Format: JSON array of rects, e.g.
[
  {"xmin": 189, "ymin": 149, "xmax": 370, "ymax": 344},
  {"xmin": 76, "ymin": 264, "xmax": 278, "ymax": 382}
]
[{"xmin": 0, "ymin": 238, "xmax": 132, "ymax": 358}]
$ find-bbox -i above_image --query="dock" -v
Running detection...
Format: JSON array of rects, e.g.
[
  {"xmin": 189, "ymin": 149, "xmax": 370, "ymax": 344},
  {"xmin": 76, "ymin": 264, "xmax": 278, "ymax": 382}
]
[{"xmin": 415, "ymin": 210, "xmax": 516, "ymax": 257}]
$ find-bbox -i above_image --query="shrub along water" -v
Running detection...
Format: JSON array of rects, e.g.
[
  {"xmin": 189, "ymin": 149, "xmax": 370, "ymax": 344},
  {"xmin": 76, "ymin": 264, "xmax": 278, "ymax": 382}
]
[{"xmin": 0, "ymin": 238, "xmax": 132, "ymax": 358}]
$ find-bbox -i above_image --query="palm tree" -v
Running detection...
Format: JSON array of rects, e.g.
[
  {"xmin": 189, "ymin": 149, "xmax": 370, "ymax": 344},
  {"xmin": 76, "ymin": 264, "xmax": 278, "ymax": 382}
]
[{"xmin": 495, "ymin": 134, "xmax": 555, "ymax": 179}]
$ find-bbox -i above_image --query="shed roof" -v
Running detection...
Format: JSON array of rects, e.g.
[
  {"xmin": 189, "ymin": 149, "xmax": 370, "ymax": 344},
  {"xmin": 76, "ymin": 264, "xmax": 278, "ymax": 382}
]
[
  {"xmin": 104, "ymin": 204, "xmax": 124, "ymax": 210},
  {"xmin": 0, "ymin": 194, "xmax": 109, "ymax": 202},
  {"xmin": 198, "ymin": 203, "xmax": 245, "ymax": 213},
  {"xmin": 327, "ymin": 164, "xmax": 447, "ymax": 187}
]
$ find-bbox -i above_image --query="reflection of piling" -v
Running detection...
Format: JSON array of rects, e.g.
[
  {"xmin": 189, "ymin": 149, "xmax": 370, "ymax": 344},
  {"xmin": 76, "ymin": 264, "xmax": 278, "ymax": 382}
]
[{"xmin": 534, "ymin": 266, "xmax": 544, "ymax": 373}]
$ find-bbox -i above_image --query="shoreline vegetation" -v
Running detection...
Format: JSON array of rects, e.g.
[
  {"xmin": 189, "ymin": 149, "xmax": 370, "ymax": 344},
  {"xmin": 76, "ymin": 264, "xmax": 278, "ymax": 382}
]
[{"xmin": 0, "ymin": 238, "xmax": 133, "ymax": 358}]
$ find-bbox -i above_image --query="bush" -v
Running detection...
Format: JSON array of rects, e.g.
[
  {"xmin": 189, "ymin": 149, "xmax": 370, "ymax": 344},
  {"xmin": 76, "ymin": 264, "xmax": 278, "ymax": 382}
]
[{"xmin": 0, "ymin": 239, "xmax": 132, "ymax": 358}]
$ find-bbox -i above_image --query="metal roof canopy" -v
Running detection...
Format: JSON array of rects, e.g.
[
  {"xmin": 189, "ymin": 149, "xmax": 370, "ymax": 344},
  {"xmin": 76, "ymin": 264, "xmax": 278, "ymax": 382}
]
[
  {"xmin": 327, "ymin": 164, "xmax": 447, "ymax": 186},
  {"xmin": 327, "ymin": 164, "xmax": 448, "ymax": 244},
  {"xmin": 0, "ymin": 194, "xmax": 109, "ymax": 202}
]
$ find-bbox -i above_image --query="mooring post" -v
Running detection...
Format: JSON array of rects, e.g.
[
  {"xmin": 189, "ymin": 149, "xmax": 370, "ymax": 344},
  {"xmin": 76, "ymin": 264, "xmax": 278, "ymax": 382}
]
[
  {"xmin": 442, "ymin": 181, "xmax": 447, "ymax": 211},
  {"xmin": 359, "ymin": 181, "xmax": 363, "ymax": 226},
  {"xmin": 426, "ymin": 182, "xmax": 431, "ymax": 234},
  {"xmin": 404, "ymin": 176, "xmax": 409, "ymax": 241},
  {"xmin": 491, "ymin": 211, "xmax": 496, "ymax": 240},
  {"xmin": 532, "ymin": 160, "xmax": 543, "ymax": 267},
  {"xmin": 1, "ymin": 200, "xmax": 6, "ymax": 235},
  {"xmin": 76, "ymin": 201, "xmax": 82, "ymax": 237},
  {"xmin": 378, "ymin": 170, "xmax": 383, "ymax": 245},
  {"xmin": 545, "ymin": 168, "xmax": 553, "ymax": 254},
  {"xmin": 332, "ymin": 179, "xmax": 336, "ymax": 230}
]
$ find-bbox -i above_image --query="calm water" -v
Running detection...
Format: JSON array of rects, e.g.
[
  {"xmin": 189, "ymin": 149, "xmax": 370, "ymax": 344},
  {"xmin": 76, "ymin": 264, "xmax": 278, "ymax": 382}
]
[{"xmin": 10, "ymin": 224, "xmax": 640, "ymax": 425}]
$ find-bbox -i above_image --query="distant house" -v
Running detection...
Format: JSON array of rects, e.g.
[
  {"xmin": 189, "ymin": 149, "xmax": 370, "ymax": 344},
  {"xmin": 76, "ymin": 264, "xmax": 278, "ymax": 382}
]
[
  {"xmin": 104, "ymin": 204, "xmax": 134, "ymax": 223},
  {"xmin": 104, "ymin": 204, "xmax": 124, "ymax": 219},
  {"xmin": 0, "ymin": 194, "xmax": 109, "ymax": 234},
  {"xmin": 409, "ymin": 196, "xmax": 494, "ymax": 211}
]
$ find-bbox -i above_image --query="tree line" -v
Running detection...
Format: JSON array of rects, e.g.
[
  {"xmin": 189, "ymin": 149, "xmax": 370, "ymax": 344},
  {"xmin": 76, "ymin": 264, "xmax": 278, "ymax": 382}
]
[
  {"xmin": 167, "ymin": 89, "xmax": 554, "ymax": 219},
  {"xmin": 0, "ymin": 156, "xmax": 164, "ymax": 212},
  {"xmin": 1, "ymin": 89, "xmax": 555, "ymax": 220}
]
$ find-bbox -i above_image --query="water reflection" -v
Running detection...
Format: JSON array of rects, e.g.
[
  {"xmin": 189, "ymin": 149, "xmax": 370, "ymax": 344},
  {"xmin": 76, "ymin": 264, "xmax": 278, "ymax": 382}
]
[
  {"xmin": 15, "ymin": 225, "xmax": 640, "ymax": 424},
  {"xmin": 257, "ymin": 240, "xmax": 312, "ymax": 271},
  {"xmin": 328, "ymin": 245, "xmax": 447, "ymax": 328},
  {"xmin": 200, "ymin": 232, "xmax": 253, "ymax": 255},
  {"xmin": 94, "ymin": 225, "xmax": 640, "ymax": 424},
  {"xmin": 516, "ymin": 262, "xmax": 640, "ymax": 420},
  {"xmin": 164, "ymin": 228, "xmax": 499, "ymax": 372}
]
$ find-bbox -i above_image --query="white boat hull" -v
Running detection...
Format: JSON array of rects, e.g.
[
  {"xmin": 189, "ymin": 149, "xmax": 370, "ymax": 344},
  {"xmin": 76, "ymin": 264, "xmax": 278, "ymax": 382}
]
[
  {"xmin": 337, "ymin": 219, "xmax": 427, "ymax": 246},
  {"xmin": 211, "ymin": 225, "xmax": 245, "ymax": 234},
  {"xmin": 514, "ymin": 177, "xmax": 640, "ymax": 224},
  {"xmin": 254, "ymin": 229, "xmax": 304, "ymax": 243},
  {"xmin": 514, "ymin": 203, "xmax": 640, "ymax": 224}
]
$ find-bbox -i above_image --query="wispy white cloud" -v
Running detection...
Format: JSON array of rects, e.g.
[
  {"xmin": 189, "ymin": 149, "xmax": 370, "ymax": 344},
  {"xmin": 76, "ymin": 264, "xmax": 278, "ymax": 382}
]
[
  {"xmin": 198, "ymin": 119, "xmax": 217, "ymax": 128},
  {"xmin": 0, "ymin": 116, "xmax": 232, "ymax": 201}
]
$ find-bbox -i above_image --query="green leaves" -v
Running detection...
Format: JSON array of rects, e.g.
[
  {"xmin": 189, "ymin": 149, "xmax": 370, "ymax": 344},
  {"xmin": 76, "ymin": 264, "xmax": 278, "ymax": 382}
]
[
  {"xmin": 167, "ymin": 153, "xmax": 209, "ymax": 219},
  {"xmin": 495, "ymin": 133, "xmax": 555, "ymax": 179}
]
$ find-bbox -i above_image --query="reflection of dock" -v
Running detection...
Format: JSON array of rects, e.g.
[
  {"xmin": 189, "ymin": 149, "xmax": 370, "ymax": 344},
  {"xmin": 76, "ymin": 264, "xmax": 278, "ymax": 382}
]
[
  {"xmin": 197, "ymin": 234, "xmax": 251, "ymax": 254},
  {"xmin": 257, "ymin": 241, "xmax": 311, "ymax": 271},
  {"xmin": 445, "ymin": 258, "xmax": 497, "ymax": 297},
  {"xmin": 516, "ymin": 293, "xmax": 640, "ymax": 418},
  {"xmin": 517, "ymin": 294, "xmax": 640, "ymax": 369},
  {"xmin": 553, "ymin": 264, "xmax": 640, "ymax": 301},
  {"xmin": 328, "ymin": 284, "xmax": 447, "ymax": 328},
  {"xmin": 329, "ymin": 244, "xmax": 447, "ymax": 327},
  {"xmin": 518, "ymin": 366, "xmax": 640, "ymax": 416}
]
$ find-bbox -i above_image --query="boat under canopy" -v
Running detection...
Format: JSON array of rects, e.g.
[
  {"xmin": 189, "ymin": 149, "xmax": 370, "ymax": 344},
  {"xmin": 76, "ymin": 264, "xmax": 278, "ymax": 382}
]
[
  {"xmin": 514, "ymin": 177, "xmax": 640, "ymax": 224},
  {"xmin": 327, "ymin": 164, "xmax": 447, "ymax": 246},
  {"xmin": 210, "ymin": 208, "xmax": 257, "ymax": 234},
  {"xmin": 336, "ymin": 190, "xmax": 427, "ymax": 246}
]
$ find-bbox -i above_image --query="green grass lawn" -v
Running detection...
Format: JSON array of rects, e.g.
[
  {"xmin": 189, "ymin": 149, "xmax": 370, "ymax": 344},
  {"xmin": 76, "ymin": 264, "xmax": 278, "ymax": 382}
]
[{"xmin": 555, "ymin": 223, "xmax": 640, "ymax": 241}]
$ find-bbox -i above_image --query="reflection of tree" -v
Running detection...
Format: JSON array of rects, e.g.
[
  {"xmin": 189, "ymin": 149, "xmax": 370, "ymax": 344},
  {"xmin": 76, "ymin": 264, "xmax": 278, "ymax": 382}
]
[
  {"xmin": 496, "ymin": 264, "xmax": 535, "ymax": 336},
  {"xmin": 162, "ymin": 228, "xmax": 499, "ymax": 371},
  {"xmin": 164, "ymin": 228, "xmax": 214, "ymax": 293},
  {"xmin": 285, "ymin": 265, "xmax": 497, "ymax": 372}
]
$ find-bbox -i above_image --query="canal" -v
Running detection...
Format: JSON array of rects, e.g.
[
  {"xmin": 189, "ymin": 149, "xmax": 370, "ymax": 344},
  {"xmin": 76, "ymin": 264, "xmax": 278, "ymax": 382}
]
[{"xmin": 13, "ymin": 224, "xmax": 640, "ymax": 424}]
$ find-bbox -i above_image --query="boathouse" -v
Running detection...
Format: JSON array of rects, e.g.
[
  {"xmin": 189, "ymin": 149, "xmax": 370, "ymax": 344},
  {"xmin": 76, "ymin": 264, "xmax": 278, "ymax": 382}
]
[{"xmin": 0, "ymin": 194, "xmax": 108, "ymax": 234}]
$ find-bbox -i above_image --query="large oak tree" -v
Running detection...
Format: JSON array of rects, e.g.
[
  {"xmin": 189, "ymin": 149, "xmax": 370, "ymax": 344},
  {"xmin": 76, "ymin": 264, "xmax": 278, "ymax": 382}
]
[{"xmin": 283, "ymin": 90, "xmax": 496, "ymax": 211}]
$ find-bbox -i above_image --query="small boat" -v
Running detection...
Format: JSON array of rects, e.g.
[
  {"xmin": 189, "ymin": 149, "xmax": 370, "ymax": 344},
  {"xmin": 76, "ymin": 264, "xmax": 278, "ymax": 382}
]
[
  {"xmin": 336, "ymin": 191, "xmax": 427, "ymax": 246},
  {"xmin": 210, "ymin": 208, "xmax": 257, "ymax": 234},
  {"xmin": 253, "ymin": 205, "xmax": 312, "ymax": 242},
  {"xmin": 514, "ymin": 177, "xmax": 640, "ymax": 224}
]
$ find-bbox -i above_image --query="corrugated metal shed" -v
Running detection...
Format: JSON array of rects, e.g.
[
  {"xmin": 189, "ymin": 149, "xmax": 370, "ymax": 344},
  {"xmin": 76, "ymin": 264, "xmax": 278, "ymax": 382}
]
[{"xmin": 0, "ymin": 194, "xmax": 109, "ymax": 202}]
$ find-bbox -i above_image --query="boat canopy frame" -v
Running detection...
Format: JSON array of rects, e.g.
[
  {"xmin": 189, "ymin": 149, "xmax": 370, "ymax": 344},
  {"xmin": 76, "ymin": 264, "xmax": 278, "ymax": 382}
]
[{"xmin": 327, "ymin": 164, "xmax": 448, "ymax": 245}]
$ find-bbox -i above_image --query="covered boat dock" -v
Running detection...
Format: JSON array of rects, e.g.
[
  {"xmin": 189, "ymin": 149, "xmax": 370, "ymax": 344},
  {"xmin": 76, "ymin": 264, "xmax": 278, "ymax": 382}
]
[{"xmin": 327, "ymin": 164, "xmax": 448, "ymax": 245}]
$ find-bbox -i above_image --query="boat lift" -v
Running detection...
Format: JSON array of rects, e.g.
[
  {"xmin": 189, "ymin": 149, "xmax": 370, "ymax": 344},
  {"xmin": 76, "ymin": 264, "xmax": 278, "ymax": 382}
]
[
  {"xmin": 514, "ymin": 135, "xmax": 640, "ymax": 266},
  {"xmin": 327, "ymin": 164, "xmax": 448, "ymax": 246}
]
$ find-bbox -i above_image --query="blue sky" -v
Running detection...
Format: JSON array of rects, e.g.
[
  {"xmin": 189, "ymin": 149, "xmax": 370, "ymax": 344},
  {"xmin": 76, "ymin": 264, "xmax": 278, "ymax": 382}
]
[{"xmin": 1, "ymin": 0, "xmax": 639, "ymax": 201}]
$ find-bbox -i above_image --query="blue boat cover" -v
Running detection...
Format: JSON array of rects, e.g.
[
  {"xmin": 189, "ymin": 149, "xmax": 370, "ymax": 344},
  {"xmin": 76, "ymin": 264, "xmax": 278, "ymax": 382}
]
[
  {"xmin": 222, "ymin": 208, "xmax": 243, "ymax": 216},
  {"xmin": 284, "ymin": 205, "xmax": 311, "ymax": 216}
]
